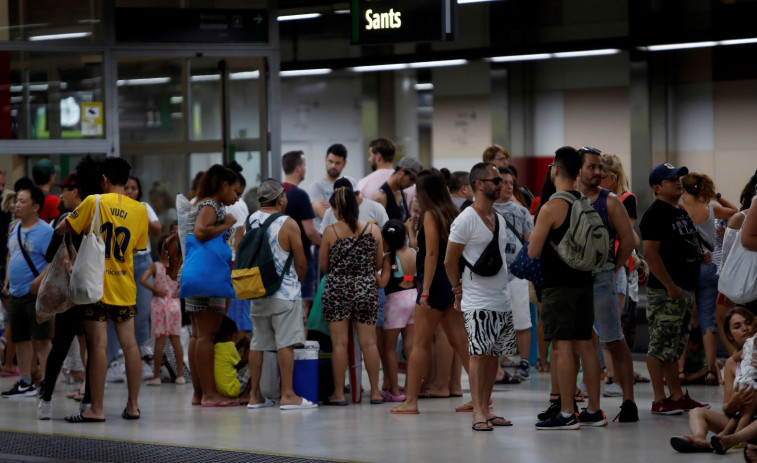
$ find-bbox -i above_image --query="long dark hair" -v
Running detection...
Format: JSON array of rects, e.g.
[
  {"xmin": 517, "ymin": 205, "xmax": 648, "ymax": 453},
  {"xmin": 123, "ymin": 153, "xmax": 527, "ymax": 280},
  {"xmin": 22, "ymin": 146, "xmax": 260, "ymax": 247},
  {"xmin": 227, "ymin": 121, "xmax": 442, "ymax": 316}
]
[
  {"xmin": 128, "ymin": 176, "xmax": 143, "ymax": 202},
  {"xmin": 197, "ymin": 164, "xmax": 238, "ymax": 199},
  {"xmin": 329, "ymin": 186, "xmax": 359, "ymax": 232},
  {"xmin": 740, "ymin": 170, "xmax": 757, "ymax": 210},
  {"xmin": 724, "ymin": 307, "xmax": 755, "ymax": 346},
  {"xmin": 382, "ymin": 219, "xmax": 407, "ymax": 266},
  {"xmin": 415, "ymin": 168, "xmax": 458, "ymax": 241}
]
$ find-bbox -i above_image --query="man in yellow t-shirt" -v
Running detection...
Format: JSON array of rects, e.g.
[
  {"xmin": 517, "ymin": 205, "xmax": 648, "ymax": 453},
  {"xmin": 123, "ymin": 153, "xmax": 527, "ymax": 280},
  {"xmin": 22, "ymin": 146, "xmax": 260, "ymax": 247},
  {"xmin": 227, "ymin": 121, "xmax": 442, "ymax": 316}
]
[{"xmin": 55, "ymin": 157, "xmax": 148, "ymax": 423}]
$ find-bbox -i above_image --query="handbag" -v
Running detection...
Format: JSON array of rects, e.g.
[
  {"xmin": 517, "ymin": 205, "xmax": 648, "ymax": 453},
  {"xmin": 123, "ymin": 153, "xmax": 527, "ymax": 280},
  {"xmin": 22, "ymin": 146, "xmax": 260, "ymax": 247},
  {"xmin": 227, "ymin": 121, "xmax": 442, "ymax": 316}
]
[
  {"xmin": 68, "ymin": 195, "xmax": 105, "ymax": 305},
  {"xmin": 460, "ymin": 216, "xmax": 503, "ymax": 277},
  {"xmin": 718, "ymin": 228, "xmax": 757, "ymax": 304},
  {"xmin": 306, "ymin": 276, "xmax": 329, "ymax": 335},
  {"xmin": 36, "ymin": 233, "xmax": 77, "ymax": 321},
  {"xmin": 509, "ymin": 240, "xmax": 544, "ymax": 289},
  {"xmin": 179, "ymin": 233, "xmax": 236, "ymax": 299}
]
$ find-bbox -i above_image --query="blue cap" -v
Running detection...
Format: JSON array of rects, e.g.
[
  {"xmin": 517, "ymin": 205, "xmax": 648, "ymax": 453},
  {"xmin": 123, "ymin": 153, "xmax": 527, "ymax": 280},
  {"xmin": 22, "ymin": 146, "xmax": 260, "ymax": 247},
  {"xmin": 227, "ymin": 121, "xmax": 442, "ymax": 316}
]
[{"xmin": 649, "ymin": 162, "xmax": 688, "ymax": 187}]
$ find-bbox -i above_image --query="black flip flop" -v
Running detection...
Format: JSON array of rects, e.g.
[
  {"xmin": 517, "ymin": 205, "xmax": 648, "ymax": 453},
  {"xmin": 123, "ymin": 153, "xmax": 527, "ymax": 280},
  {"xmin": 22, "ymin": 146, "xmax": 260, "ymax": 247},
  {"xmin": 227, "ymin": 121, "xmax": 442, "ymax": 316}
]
[
  {"xmin": 322, "ymin": 398, "xmax": 348, "ymax": 406},
  {"xmin": 65, "ymin": 412, "xmax": 105, "ymax": 423},
  {"xmin": 122, "ymin": 408, "xmax": 141, "ymax": 420},
  {"xmin": 670, "ymin": 436, "xmax": 713, "ymax": 453},
  {"xmin": 710, "ymin": 435, "xmax": 727, "ymax": 454},
  {"xmin": 496, "ymin": 371, "xmax": 521, "ymax": 385},
  {"xmin": 487, "ymin": 416, "xmax": 513, "ymax": 427},
  {"xmin": 472, "ymin": 421, "xmax": 493, "ymax": 432}
]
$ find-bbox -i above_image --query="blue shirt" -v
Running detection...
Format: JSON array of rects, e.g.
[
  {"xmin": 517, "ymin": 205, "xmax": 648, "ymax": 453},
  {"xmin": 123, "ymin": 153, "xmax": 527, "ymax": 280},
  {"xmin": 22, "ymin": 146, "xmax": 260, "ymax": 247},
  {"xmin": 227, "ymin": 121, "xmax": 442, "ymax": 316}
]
[{"xmin": 8, "ymin": 219, "xmax": 53, "ymax": 297}]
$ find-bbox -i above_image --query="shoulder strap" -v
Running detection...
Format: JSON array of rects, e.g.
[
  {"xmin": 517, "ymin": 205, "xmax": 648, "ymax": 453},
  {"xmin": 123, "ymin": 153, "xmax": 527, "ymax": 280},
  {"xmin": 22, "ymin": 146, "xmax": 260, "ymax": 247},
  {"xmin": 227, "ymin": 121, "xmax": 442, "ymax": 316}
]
[
  {"xmin": 552, "ymin": 191, "xmax": 577, "ymax": 204},
  {"xmin": 500, "ymin": 211, "xmax": 524, "ymax": 245},
  {"xmin": 261, "ymin": 213, "xmax": 283, "ymax": 229},
  {"xmin": 89, "ymin": 195, "xmax": 101, "ymax": 235},
  {"xmin": 17, "ymin": 225, "xmax": 40, "ymax": 278}
]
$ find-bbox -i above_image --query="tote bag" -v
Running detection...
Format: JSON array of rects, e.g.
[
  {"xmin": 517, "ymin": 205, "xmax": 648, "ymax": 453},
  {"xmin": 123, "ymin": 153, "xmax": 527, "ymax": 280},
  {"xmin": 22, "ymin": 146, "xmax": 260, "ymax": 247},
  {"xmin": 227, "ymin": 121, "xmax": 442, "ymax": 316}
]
[
  {"xmin": 36, "ymin": 234, "xmax": 77, "ymax": 321},
  {"xmin": 179, "ymin": 233, "xmax": 236, "ymax": 299},
  {"xmin": 68, "ymin": 195, "xmax": 105, "ymax": 305},
  {"xmin": 718, "ymin": 228, "xmax": 757, "ymax": 304}
]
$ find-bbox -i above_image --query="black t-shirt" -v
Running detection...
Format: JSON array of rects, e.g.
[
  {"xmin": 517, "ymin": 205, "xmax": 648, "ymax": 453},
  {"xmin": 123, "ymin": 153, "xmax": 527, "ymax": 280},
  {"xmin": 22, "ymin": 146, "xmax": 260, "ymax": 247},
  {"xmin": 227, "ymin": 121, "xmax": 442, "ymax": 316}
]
[
  {"xmin": 284, "ymin": 184, "xmax": 316, "ymax": 260},
  {"xmin": 621, "ymin": 193, "xmax": 637, "ymax": 220},
  {"xmin": 639, "ymin": 199, "xmax": 702, "ymax": 291},
  {"xmin": 540, "ymin": 190, "xmax": 593, "ymax": 288}
]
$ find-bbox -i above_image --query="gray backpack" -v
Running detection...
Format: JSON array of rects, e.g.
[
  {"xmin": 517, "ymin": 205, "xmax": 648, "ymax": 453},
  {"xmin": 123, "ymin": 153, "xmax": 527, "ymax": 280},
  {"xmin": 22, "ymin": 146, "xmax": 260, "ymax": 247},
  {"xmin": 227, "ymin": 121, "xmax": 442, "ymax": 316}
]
[{"xmin": 549, "ymin": 191, "xmax": 610, "ymax": 271}]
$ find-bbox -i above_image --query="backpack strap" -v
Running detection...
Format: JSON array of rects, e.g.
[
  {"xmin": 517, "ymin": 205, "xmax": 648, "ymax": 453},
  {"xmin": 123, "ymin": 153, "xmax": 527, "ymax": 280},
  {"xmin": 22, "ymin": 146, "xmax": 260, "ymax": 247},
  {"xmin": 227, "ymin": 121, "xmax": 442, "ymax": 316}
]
[{"xmin": 551, "ymin": 191, "xmax": 578, "ymax": 204}]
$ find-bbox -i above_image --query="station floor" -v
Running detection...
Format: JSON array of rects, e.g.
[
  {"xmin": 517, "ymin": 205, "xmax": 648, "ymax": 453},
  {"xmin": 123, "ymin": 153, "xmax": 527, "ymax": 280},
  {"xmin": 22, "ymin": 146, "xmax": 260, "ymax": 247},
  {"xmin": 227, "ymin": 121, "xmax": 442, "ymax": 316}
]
[{"xmin": 0, "ymin": 361, "xmax": 744, "ymax": 462}]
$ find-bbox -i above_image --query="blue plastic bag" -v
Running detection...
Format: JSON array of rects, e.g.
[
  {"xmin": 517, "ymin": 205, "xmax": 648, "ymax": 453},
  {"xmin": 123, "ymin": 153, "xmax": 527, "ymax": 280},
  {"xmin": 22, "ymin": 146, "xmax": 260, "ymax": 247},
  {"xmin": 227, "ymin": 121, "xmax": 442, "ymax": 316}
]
[{"xmin": 179, "ymin": 234, "xmax": 236, "ymax": 299}]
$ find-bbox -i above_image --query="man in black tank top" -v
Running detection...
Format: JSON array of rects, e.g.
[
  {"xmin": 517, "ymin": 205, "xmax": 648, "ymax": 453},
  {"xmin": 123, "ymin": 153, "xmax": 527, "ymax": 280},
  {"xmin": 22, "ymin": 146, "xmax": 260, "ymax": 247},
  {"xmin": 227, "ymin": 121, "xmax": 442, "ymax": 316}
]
[
  {"xmin": 372, "ymin": 157, "xmax": 422, "ymax": 222},
  {"xmin": 578, "ymin": 148, "xmax": 638, "ymax": 423},
  {"xmin": 528, "ymin": 146, "xmax": 605, "ymax": 430}
]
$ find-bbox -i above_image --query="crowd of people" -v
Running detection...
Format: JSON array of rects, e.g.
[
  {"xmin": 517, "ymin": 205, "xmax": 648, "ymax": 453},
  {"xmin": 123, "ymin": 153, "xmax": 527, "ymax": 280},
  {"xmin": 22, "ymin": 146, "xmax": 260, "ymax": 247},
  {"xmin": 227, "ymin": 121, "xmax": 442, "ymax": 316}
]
[{"xmin": 1, "ymin": 145, "xmax": 757, "ymax": 456}]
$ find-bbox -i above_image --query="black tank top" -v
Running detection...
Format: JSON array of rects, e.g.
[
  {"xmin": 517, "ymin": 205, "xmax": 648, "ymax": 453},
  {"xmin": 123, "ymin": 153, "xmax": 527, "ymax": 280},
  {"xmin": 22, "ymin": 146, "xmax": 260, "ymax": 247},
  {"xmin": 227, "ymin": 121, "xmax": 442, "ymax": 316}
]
[
  {"xmin": 379, "ymin": 182, "xmax": 409, "ymax": 222},
  {"xmin": 416, "ymin": 224, "xmax": 447, "ymax": 277},
  {"xmin": 540, "ymin": 191, "xmax": 593, "ymax": 288}
]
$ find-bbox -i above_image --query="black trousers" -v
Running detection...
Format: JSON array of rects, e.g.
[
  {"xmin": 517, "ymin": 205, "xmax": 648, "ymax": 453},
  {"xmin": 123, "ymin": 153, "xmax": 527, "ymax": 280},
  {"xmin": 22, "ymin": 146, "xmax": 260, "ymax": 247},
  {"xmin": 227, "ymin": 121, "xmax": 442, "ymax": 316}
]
[{"xmin": 41, "ymin": 306, "xmax": 91, "ymax": 403}]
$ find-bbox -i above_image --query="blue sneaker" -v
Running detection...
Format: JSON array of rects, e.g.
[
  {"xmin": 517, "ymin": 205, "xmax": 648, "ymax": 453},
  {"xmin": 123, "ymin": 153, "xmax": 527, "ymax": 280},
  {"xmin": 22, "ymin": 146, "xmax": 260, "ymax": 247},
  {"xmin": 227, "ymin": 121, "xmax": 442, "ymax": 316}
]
[
  {"xmin": 578, "ymin": 408, "xmax": 608, "ymax": 427},
  {"xmin": 514, "ymin": 360, "xmax": 531, "ymax": 381},
  {"xmin": 536, "ymin": 412, "xmax": 581, "ymax": 430}
]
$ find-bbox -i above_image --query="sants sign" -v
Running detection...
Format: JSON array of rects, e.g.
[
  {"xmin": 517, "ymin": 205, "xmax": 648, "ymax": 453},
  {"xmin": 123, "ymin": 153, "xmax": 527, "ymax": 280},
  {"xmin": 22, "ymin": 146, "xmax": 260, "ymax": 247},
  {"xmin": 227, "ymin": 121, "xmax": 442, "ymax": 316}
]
[{"xmin": 351, "ymin": 0, "xmax": 456, "ymax": 45}]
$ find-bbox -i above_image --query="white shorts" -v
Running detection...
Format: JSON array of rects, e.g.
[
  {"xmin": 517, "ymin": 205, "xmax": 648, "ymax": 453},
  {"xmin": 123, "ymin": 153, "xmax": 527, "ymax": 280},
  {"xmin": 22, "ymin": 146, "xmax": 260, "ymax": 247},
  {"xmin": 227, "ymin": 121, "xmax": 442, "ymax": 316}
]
[{"xmin": 508, "ymin": 277, "xmax": 532, "ymax": 331}]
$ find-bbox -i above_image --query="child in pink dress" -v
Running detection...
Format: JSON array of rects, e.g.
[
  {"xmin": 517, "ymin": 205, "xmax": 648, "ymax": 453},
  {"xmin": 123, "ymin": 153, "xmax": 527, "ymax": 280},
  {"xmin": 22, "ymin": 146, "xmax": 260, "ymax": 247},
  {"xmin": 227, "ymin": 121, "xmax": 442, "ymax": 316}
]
[{"xmin": 139, "ymin": 235, "xmax": 184, "ymax": 385}]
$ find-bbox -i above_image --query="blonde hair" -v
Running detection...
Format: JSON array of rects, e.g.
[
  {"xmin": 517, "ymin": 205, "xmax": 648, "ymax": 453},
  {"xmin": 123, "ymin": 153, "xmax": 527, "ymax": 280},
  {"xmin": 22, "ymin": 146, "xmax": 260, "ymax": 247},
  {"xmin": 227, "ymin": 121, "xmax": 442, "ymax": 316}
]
[
  {"xmin": 482, "ymin": 145, "xmax": 510, "ymax": 163},
  {"xmin": 601, "ymin": 154, "xmax": 629, "ymax": 196},
  {"xmin": 1, "ymin": 190, "xmax": 15, "ymax": 212}
]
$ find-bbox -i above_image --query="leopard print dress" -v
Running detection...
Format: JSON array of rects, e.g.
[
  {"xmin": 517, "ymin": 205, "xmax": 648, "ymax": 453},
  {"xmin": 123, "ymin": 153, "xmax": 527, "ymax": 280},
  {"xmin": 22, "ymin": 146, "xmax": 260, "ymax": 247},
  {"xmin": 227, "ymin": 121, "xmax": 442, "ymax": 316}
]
[{"xmin": 322, "ymin": 229, "xmax": 379, "ymax": 325}]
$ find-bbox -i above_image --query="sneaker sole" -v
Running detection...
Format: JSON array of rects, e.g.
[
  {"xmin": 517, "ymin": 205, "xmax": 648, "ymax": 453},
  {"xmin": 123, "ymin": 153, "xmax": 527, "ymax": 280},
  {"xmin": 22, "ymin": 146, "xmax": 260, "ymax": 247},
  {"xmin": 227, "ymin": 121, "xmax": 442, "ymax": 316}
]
[
  {"xmin": 651, "ymin": 409, "xmax": 684, "ymax": 415},
  {"xmin": 682, "ymin": 404, "xmax": 711, "ymax": 411},
  {"xmin": 514, "ymin": 373, "xmax": 530, "ymax": 381},
  {"xmin": 602, "ymin": 392, "xmax": 623, "ymax": 398},
  {"xmin": 2, "ymin": 392, "xmax": 37, "ymax": 399},
  {"xmin": 579, "ymin": 419, "xmax": 608, "ymax": 427},
  {"xmin": 536, "ymin": 424, "xmax": 581, "ymax": 430}
]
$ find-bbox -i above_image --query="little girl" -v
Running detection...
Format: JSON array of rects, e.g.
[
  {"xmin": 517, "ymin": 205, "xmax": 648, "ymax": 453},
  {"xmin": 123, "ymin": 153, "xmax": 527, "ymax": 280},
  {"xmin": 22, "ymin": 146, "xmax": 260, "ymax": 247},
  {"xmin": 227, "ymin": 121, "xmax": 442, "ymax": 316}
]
[
  {"xmin": 377, "ymin": 220, "xmax": 416, "ymax": 402},
  {"xmin": 139, "ymin": 235, "xmax": 185, "ymax": 386}
]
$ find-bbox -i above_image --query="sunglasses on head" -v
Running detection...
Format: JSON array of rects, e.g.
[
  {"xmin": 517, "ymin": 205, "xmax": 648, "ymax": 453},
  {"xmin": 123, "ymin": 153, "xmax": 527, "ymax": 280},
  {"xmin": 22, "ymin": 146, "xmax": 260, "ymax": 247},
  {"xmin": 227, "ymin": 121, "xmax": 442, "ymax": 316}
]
[{"xmin": 579, "ymin": 146, "xmax": 602, "ymax": 155}]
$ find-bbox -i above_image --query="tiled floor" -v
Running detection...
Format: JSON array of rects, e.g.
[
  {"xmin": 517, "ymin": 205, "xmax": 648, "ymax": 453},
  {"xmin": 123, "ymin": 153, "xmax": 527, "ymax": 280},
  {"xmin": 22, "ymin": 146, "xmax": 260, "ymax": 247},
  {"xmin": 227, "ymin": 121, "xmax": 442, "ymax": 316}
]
[{"xmin": 0, "ymin": 362, "xmax": 743, "ymax": 462}]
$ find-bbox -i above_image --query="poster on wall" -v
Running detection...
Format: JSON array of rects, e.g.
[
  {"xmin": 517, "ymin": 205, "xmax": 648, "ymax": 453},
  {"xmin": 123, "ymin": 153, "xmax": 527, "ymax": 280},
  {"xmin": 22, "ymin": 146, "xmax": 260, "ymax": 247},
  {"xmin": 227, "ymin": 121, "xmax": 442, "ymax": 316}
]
[
  {"xmin": 81, "ymin": 102, "xmax": 104, "ymax": 137},
  {"xmin": 432, "ymin": 95, "xmax": 491, "ymax": 167}
]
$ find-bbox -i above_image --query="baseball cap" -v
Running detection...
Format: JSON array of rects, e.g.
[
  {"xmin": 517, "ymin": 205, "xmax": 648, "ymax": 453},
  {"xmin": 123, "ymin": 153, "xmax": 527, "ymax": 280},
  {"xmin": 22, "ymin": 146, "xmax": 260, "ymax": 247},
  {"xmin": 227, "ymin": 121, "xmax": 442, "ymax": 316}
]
[
  {"xmin": 257, "ymin": 178, "xmax": 291, "ymax": 203},
  {"xmin": 32, "ymin": 159, "xmax": 60, "ymax": 179},
  {"xmin": 397, "ymin": 157, "xmax": 423, "ymax": 176},
  {"xmin": 334, "ymin": 176, "xmax": 358, "ymax": 191},
  {"xmin": 649, "ymin": 162, "xmax": 689, "ymax": 187},
  {"xmin": 54, "ymin": 173, "xmax": 77, "ymax": 189}
]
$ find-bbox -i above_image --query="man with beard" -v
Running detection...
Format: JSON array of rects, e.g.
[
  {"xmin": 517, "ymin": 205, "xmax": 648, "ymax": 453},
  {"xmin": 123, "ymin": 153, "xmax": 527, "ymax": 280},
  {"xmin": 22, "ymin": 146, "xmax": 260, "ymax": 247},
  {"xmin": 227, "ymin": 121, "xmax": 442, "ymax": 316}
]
[
  {"xmin": 357, "ymin": 138, "xmax": 396, "ymax": 201},
  {"xmin": 309, "ymin": 144, "xmax": 347, "ymax": 233},
  {"xmin": 577, "ymin": 147, "xmax": 638, "ymax": 422},
  {"xmin": 445, "ymin": 162, "xmax": 515, "ymax": 431}
]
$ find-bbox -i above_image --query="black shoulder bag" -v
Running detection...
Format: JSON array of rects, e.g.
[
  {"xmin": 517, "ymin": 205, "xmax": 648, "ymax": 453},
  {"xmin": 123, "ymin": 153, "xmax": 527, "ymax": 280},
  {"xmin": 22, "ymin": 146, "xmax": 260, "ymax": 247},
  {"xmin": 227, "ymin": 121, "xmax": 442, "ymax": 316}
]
[{"xmin": 460, "ymin": 214, "xmax": 504, "ymax": 277}]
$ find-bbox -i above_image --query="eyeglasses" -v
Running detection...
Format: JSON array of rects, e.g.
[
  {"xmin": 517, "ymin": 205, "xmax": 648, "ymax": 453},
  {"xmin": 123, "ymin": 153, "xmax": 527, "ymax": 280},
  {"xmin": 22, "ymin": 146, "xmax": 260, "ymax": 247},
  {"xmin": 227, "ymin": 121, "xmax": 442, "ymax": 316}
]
[
  {"xmin": 480, "ymin": 177, "xmax": 504, "ymax": 185},
  {"xmin": 579, "ymin": 146, "xmax": 602, "ymax": 155}
]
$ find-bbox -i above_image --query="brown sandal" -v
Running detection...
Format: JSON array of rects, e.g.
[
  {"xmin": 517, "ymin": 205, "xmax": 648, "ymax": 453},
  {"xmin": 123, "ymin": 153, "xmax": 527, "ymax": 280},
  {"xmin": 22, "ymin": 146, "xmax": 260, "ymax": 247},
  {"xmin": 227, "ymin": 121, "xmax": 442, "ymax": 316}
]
[{"xmin": 705, "ymin": 370, "xmax": 719, "ymax": 386}]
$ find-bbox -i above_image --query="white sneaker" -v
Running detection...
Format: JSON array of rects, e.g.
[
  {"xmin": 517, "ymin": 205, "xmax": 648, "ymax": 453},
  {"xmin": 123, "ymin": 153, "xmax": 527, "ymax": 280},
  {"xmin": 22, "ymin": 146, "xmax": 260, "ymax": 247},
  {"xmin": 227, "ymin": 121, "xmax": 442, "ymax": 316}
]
[
  {"xmin": 603, "ymin": 382, "xmax": 623, "ymax": 397},
  {"xmin": 106, "ymin": 361, "xmax": 126, "ymax": 383},
  {"xmin": 37, "ymin": 399, "xmax": 52, "ymax": 420},
  {"xmin": 141, "ymin": 360, "xmax": 154, "ymax": 380}
]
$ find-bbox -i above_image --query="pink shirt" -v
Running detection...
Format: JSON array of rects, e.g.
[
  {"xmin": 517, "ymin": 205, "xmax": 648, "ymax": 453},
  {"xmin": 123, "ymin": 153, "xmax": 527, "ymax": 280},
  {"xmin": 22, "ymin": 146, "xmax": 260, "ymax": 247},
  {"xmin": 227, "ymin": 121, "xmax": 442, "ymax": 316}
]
[{"xmin": 357, "ymin": 169, "xmax": 416, "ymax": 208}]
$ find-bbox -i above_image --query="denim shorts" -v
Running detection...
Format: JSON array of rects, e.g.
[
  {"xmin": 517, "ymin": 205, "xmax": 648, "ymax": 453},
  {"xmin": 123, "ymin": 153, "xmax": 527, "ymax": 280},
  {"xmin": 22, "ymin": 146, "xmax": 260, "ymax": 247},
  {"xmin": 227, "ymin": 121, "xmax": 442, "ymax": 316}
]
[
  {"xmin": 695, "ymin": 262, "xmax": 719, "ymax": 334},
  {"xmin": 593, "ymin": 270, "xmax": 623, "ymax": 343},
  {"xmin": 376, "ymin": 288, "xmax": 386, "ymax": 328}
]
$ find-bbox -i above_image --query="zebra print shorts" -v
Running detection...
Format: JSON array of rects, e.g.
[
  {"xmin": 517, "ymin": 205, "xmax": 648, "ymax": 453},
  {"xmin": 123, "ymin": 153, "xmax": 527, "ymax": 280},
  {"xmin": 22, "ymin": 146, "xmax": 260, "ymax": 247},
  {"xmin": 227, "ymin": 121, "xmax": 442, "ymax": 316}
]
[{"xmin": 463, "ymin": 309, "xmax": 517, "ymax": 358}]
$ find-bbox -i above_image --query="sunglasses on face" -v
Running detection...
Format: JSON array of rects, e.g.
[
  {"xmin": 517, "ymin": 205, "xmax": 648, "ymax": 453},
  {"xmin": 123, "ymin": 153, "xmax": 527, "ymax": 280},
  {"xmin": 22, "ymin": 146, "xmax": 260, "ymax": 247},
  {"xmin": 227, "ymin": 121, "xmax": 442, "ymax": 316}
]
[{"xmin": 480, "ymin": 177, "xmax": 504, "ymax": 185}]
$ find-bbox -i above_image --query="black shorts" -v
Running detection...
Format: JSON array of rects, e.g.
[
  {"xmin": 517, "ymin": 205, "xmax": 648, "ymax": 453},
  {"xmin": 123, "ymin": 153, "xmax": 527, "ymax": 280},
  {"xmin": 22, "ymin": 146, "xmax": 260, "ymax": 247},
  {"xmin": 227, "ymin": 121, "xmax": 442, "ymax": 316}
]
[
  {"xmin": 416, "ymin": 273, "xmax": 455, "ymax": 311},
  {"xmin": 83, "ymin": 302, "xmax": 136, "ymax": 323},
  {"xmin": 541, "ymin": 286, "xmax": 594, "ymax": 341}
]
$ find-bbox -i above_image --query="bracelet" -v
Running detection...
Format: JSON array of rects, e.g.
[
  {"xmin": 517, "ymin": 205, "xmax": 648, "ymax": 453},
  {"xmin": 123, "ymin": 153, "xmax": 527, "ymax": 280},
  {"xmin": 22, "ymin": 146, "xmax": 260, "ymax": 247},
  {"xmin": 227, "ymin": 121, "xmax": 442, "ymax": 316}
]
[{"xmin": 420, "ymin": 294, "xmax": 429, "ymax": 298}]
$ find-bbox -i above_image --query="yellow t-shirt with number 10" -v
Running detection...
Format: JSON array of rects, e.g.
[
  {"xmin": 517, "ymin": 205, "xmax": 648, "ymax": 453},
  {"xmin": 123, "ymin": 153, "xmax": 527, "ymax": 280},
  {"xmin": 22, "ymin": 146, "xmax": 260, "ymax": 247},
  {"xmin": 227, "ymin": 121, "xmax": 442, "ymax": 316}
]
[{"xmin": 66, "ymin": 193, "xmax": 148, "ymax": 307}]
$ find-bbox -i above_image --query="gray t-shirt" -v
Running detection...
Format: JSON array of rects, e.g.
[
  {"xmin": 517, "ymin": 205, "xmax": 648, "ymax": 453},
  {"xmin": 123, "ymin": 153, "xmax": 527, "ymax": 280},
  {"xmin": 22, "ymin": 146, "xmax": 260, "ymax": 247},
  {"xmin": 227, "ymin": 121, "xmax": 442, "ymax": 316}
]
[
  {"xmin": 307, "ymin": 178, "xmax": 335, "ymax": 232},
  {"xmin": 319, "ymin": 198, "xmax": 389, "ymax": 234},
  {"xmin": 493, "ymin": 201, "xmax": 534, "ymax": 274}
]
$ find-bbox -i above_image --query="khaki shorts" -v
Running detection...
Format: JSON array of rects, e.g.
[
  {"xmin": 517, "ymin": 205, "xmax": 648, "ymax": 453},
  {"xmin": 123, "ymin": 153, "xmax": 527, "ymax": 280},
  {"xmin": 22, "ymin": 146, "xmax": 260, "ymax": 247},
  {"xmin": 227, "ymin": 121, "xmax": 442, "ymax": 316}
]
[
  {"xmin": 7, "ymin": 293, "xmax": 52, "ymax": 343},
  {"xmin": 646, "ymin": 288, "xmax": 694, "ymax": 363},
  {"xmin": 249, "ymin": 298, "xmax": 305, "ymax": 351}
]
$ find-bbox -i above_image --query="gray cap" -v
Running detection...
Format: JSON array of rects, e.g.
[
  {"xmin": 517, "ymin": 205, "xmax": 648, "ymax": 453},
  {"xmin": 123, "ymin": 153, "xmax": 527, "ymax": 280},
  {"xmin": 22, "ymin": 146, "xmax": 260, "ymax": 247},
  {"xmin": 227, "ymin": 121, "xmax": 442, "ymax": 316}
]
[
  {"xmin": 397, "ymin": 157, "xmax": 423, "ymax": 176},
  {"xmin": 334, "ymin": 176, "xmax": 358, "ymax": 191},
  {"xmin": 257, "ymin": 178, "xmax": 291, "ymax": 203}
]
